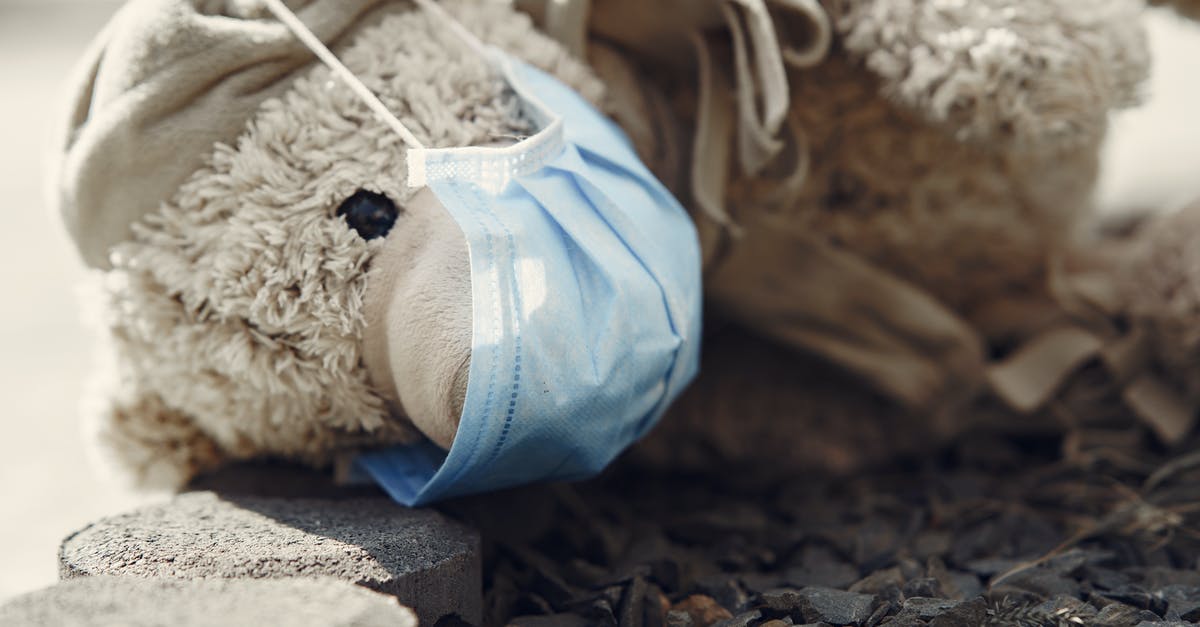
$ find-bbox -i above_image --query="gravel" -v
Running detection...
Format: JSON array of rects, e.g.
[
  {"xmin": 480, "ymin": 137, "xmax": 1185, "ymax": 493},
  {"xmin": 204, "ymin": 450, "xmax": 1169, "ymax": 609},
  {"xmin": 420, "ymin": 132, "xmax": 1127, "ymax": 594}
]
[{"xmin": 431, "ymin": 422, "xmax": 1200, "ymax": 626}]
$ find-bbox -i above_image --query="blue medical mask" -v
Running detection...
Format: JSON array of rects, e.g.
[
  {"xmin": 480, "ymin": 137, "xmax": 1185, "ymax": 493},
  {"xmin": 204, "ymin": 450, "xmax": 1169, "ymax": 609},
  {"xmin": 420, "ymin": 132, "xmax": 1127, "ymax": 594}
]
[{"xmin": 265, "ymin": 0, "xmax": 702, "ymax": 505}]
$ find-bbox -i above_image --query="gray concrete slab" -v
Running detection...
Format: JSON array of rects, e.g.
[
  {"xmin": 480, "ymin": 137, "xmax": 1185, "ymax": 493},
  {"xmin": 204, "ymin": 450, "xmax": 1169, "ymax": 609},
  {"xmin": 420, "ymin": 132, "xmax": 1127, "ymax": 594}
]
[
  {"xmin": 59, "ymin": 492, "xmax": 481, "ymax": 625},
  {"xmin": 0, "ymin": 575, "xmax": 416, "ymax": 627}
]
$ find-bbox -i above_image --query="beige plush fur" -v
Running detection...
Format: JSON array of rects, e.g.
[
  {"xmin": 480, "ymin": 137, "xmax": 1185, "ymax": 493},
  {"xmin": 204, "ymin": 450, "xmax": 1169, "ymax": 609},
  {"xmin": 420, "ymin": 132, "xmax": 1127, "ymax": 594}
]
[
  {"xmin": 718, "ymin": 0, "xmax": 1149, "ymax": 333},
  {"xmin": 76, "ymin": 0, "xmax": 1182, "ymax": 488},
  {"xmin": 1122, "ymin": 201, "xmax": 1200, "ymax": 401},
  {"xmin": 595, "ymin": 0, "xmax": 1169, "ymax": 470},
  {"xmin": 90, "ymin": 1, "xmax": 604, "ymax": 486}
]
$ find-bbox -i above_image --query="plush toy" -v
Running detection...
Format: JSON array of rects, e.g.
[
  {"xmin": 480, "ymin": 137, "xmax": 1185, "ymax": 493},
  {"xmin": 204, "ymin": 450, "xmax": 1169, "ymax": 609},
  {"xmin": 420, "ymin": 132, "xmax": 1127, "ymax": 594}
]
[
  {"xmin": 57, "ymin": 0, "xmax": 622, "ymax": 487},
  {"xmin": 52, "ymin": 0, "xmax": 1198, "ymax": 490}
]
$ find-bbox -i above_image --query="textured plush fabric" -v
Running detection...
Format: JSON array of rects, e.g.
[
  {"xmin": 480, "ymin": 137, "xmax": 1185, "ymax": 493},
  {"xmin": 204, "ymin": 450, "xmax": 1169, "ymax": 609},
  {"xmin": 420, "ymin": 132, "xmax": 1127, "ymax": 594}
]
[
  {"xmin": 724, "ymin": 0, "xmax": 1148, "ymax": 326},
  {"xmin": 54, "ymin": 0, "xmax": 605, "ymax": 270},
  {"xmin": 54, "ymin": 0, "xmax": 391, "ymax": 269},
  {"xmin": 574, "ymin": 0, "xmax": 1172, "ymax": 460},
  {"xmin": 575, "ymin": 0, "xmax": 1150, "ymax": 411},
  {"xmin": 834, "ymin": 0, "xmax": 1148, "ymax": 152},
  {"xmin": 1123, "ymin": 201, "xmax": 1200, "ymax": 402},
  {"xmin": 725, "ymin": 55, "xmax": 1097, "ymax": 322},
  {"xmin": 82, "ymin": 1, "xmax": 604, "ymax": 487},
  {"xmin": 565, "ymin": 0, "xmax": 1150, "ymax": 340},
  {"xmin": 66, "ymin": 0, "xmax": 1174, "ymax": 487}
]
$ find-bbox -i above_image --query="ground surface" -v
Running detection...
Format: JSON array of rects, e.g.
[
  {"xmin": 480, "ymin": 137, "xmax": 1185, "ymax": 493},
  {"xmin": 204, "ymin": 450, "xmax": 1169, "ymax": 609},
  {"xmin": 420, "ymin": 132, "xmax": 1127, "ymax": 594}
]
[{"xmin": 445, "ymin": 428, "xmax": 1200, "ymax": 626}]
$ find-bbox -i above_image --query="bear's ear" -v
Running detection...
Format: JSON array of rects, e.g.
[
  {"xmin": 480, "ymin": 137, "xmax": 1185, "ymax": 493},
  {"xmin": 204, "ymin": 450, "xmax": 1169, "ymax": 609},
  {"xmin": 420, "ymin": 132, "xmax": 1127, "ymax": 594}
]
[
  {"xmin": 831, "ymin": 0, "xmax": 1151, "ymax": 153},
  {"xmin": 51, "ymin": 0, "xmax": 391, "ymax": 270}
]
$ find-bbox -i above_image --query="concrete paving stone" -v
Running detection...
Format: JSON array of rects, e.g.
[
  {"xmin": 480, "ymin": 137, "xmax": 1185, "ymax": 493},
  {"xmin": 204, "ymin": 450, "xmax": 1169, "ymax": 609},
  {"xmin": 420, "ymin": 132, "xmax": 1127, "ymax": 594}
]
[
  {"xmin": 0, "ymin": 575, "xmax": 416, "ymax": 627},
  {"xmin": 58, "ymin": 491, "xmax": 481, "ymax": 625}
]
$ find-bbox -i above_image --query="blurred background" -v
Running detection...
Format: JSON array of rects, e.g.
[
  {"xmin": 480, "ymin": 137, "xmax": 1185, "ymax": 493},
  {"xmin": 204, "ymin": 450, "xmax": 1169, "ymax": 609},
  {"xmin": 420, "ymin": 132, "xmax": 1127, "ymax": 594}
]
[
  {"xmin": 0, "ymin": 0, "xmax": 1198, "ymax": 605},
  {"xmin": 0, "ymin": 0, "xmax": 159, "ymax": 603}
]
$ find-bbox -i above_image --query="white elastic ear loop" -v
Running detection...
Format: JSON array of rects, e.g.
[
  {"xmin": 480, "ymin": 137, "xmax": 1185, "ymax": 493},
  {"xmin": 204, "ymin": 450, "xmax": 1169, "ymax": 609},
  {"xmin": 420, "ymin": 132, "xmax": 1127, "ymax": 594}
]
[{"xmin": 261, "ymin": 0, "xmax": 426, "ymax": 150}]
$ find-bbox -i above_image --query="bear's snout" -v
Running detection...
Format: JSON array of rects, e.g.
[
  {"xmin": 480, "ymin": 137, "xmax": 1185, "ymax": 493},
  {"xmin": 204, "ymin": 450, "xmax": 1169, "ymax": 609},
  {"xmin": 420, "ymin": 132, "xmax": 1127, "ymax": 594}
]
[{"xmin": 363, "ymin": 187, "xmax": 472, "ymax": 450}]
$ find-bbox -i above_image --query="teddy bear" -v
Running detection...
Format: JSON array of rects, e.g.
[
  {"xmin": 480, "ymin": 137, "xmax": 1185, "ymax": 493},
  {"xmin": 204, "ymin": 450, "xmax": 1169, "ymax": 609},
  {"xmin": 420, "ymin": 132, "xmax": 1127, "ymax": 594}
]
[
  {"xmin": 57, "ymin": 0, "xmax": 624, "ymax": 487},
  {"xmin": 52, "ymin": 0, "xmax": 1198, "ymax": 490}
]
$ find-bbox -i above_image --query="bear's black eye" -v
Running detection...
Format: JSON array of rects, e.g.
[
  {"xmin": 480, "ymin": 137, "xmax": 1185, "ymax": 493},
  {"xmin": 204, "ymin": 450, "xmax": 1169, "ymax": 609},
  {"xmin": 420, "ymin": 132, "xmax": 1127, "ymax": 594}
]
[{"xmin": 336, "ymin": 190, "xmax": 398, "ymax": 240}]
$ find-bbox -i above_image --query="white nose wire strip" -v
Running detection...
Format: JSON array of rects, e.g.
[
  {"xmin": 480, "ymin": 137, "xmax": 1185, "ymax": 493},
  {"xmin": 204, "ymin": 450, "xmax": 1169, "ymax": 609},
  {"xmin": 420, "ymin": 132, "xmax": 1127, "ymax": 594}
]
[{"xmin": 261, "ymin": 0, "xmax": 426, "ymax": 150}]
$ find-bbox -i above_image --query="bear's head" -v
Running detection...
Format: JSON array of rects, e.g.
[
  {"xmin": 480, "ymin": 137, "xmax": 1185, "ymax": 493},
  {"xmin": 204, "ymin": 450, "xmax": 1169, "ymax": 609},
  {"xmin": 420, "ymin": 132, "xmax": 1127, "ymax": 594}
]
[{"xmin": 55, "ymin": 0, "xmax": 606, "ymax": 487}]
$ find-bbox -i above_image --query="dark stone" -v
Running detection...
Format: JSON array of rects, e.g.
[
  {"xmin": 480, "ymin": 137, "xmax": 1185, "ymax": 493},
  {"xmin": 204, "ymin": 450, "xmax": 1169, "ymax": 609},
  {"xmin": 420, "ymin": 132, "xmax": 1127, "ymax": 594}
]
[
  {"xmin": 785, "ymin": 545, "xmax": 860, "ymax": 589},
  {"xmin": 670, "ymin": 594, "xmax": 732, "ymax": 627},
  {"xmin": 963, "ymin": 557, "xmax": 1022, "ymax": 578},
  {"xmin": 950, "ymin": 522, "xmax": 1005, "ymax": 567},
  {"xmin": 928, "ymin": 597, "xmax": 987, "ymax": 627},
  {"xmin": 760, "ymin": 588, "xmax": 804, "ymax": 614},
  {"xmin": 862, "ymin": 600, "xmax": 896, "ymax": 627},
  {"xmin": 1157, "ymin": 584, "xmax": 1200, "ymax": 621},
  {"xmin": 619, "ymin": 577, "xmax": 649, "ymax": 627},
  {"xmin": 983, "ymin": 584, "xmax": 1044, "ymax": 606},
  {"xmin": 946, "ymin": 571, "xmax": 983, "ymax": 601},
  {"xmin": 911, "ymin": 531, "xmax": 951, "ymax": 561},
  {"xmin": 895, "ymin": 558, "xmax": 924, "ymax": 583},
  {"xmin": 1084, "ymin": 566, "xmax": 1136, "ymax": 592},
  {"xmin": 578, "ymin": 597, "xmax": 618, "ymax": 627},
  {"xmin": 926, "ymin": 559, "xmax": 980, "ymax": 601},
  {"xmin": 709, "ymin": 610, "xmax": 760, "ymax": 627},
  {"xmin": 901, "ymin": 577, "xmax": 942, "ymax": 599},
  {"xmin": 1093, "ymin": 602, "xmax": 1164, "ymax": 627},
  {"xmin": 665, "ymin": 611, "xmax": 694, "ymax": 627},
  {"xmin": 613, "ymin": 532, "xmax": 698, "ymax": 594},
  {"xmin": 852, "ymin": 519, "xmax": 898, "ymax": 573},
  {"xmin": 509, "ymin": 614, "xmax": 593, "ymax": 627},
  {"xmin": 741, "ymin": 572, "xmax": 788, "ymax": 595},
  {"xmin": 508, "ymin": 545, "xmax": 585, "ymax": 610},
  {"xmin": 1132, "ymin": 568, "xmax": 1200, "ymax": 590},
  {"xmin": 1041, "ymin": 548, "xmax": 1114, "ymax": 576},
  {"xmin": 1035, "ymin": 595, "xmax": 1098, "ymax": 624},
  {"xmin": 849, "ymin": 568, "xmax": 904, "ymax": 596},
  {"xmin": 895, "ymin": 597, "xmax": 958, "ymax": 621},
  {"xmin": 643, "ymin": 583, "xmax": 668, "ymax": 627},
  {"xmin": 694, "ymin": 574, "xmax": 750, "ymax": 613},
  {"xmin": 985, "ymin": 596, "xmax": 1102, "ymax": 627},
  {"xmin": 1104, "ymin": 584, "xmax": 1169, "ymax": 616},
  {"xmin": 1002, "ymin": 567, "xmax": 1080, "ymax": 599},
  {"xmin": 434, "ymin": 616, "xmax": 475, "ymax": 627},
  {"xmin": 795, "ymin": 587, "xmax": 876, "ymax": 626},
  {"xmin": 513, "ymin": 593, "xmax": 557, "ymax": 617}
]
